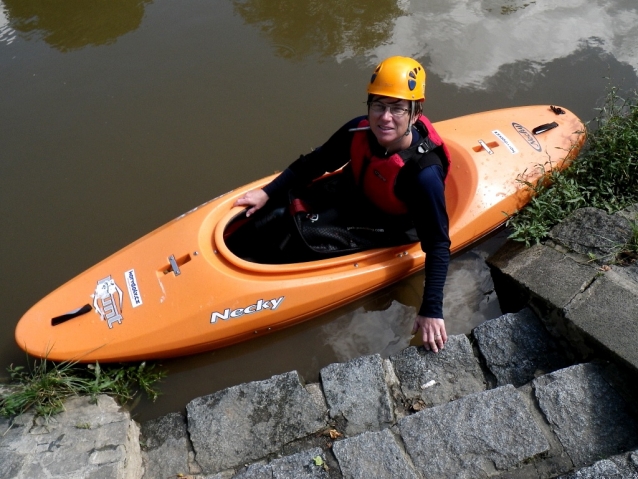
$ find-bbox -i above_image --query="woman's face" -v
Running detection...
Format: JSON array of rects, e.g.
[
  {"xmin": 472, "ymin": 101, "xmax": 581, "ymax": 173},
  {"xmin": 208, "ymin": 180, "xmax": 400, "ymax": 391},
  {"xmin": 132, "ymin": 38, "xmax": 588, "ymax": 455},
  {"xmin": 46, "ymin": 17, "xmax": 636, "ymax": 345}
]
[{"xmin": 368, "ymin": 96, "xmax": 413, "ymax": 152}]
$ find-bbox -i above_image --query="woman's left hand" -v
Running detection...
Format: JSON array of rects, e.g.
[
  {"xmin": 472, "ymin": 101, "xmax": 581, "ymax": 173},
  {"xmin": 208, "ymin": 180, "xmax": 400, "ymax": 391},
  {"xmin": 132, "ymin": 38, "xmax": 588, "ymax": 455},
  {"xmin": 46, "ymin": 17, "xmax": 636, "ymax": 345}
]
[
  {"xmin": 411, "ymin": 315, "xmax": 447, "ymax": 353},
  {"xmin": 233, "ymin": 189, "xmax": 269, "ymax": 217}
]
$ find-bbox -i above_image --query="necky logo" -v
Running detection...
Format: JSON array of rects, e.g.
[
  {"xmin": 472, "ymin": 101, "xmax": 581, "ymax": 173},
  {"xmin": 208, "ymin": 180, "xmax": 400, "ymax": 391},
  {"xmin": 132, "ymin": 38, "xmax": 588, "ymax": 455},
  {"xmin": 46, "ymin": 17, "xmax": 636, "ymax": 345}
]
[
  {"xmin": 92, "ymin": 276, "xmax": 124, "ymax": 329},
  {"xmin": 512, "ymin": 122, "xmax": 542, "ymax": 152},
  {"xmin": 210, "ymin": 297, "xmax": 285, "ymax": 323},
  {"xmin": 124, "ymin": 269, "xmax": 143, "ymax": 308}
]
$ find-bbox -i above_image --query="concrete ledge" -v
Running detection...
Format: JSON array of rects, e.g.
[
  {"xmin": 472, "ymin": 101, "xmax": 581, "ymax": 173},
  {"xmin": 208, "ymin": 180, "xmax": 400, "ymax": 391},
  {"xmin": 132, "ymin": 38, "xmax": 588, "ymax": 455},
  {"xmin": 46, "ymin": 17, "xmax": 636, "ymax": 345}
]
[
  {"xmin": 0, "ymin": 395, "xmax": 141, "ymax": 479},
  {"xmin": 488, "ymin": 242, "xmax": 598, "ymax": 312},
  {"xmin": 488, "ymin": 206, "xmax": 638, "ymax": 377},
  {"xmin": 565, "ymin": 267, "xmax": 638, "ymax": 371}
]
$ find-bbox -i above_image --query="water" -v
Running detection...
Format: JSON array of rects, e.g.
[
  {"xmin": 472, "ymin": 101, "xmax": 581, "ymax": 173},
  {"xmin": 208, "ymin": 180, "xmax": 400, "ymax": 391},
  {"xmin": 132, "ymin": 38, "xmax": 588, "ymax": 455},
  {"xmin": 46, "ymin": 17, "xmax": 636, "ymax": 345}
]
[{"xmin": 1, "ymin": 0, "xmax": 636, "ymax": 421}]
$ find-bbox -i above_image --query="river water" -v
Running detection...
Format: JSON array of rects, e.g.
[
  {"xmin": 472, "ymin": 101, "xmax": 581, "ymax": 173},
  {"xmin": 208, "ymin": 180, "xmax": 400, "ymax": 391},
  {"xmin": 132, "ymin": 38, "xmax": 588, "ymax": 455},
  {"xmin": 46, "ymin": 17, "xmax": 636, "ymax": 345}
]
[{"xmin": 1, "ymin": 0, "xmax": 637, "ymax": 421}]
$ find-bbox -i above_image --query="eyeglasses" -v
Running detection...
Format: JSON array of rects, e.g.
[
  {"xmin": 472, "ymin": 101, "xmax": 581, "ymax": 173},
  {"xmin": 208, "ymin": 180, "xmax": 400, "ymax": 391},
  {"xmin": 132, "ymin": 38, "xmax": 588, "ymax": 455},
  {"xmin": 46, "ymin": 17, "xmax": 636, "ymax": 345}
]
[{"xmin": 368, "ymin": 101, "xmax": 410, "ymax": 118}]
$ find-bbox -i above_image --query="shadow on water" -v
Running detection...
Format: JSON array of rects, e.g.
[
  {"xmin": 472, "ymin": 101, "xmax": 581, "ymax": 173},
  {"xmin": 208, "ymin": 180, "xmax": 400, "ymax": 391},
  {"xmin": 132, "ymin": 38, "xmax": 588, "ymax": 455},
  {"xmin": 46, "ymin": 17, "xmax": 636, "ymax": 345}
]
[{"xmin": 2, "ymin": 0, "xmax": 152, "ymax": 51}]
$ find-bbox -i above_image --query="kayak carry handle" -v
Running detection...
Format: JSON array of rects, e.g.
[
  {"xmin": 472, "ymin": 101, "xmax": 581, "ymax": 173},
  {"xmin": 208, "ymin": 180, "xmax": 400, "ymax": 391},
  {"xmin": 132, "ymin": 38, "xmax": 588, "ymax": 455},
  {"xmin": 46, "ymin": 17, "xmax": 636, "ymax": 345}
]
[
  {"xmin": 532, "ymin": 122, "xmax": 558, "ymax": 135},
  {"xmin": 51, "ymin": 304, "xmax": 92, "ymax": 326}
]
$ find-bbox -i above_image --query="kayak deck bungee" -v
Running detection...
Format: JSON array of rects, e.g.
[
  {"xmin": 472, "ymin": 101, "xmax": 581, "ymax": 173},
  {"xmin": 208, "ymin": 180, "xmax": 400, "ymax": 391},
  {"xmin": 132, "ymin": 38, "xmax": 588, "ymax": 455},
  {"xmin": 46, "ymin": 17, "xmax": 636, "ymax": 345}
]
[{"xmin": 15, "ymin": 106, "xmax": 585, "ymax": 362}]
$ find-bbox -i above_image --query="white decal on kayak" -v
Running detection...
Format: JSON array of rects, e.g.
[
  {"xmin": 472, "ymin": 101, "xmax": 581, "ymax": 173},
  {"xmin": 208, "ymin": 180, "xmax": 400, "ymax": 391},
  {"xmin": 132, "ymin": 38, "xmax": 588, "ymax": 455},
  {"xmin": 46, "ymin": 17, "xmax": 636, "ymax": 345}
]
[
  {"xmin": 124, "ymin": 269, "xmax": 143, "ymax": 308},
  {"xmin": 210, "ymin": 296, "xmax": 285, "ymax": 323},
  {"xmin": 512, "ymin": 122, "xmax": 542, "ymax": 152},
  {"xmin": 91, "ymin": 276, "xmax": 124, "ymax": 329},
  {"xmin": 491, "ymin": 130, "xmax": 518, "ymax": 154}
]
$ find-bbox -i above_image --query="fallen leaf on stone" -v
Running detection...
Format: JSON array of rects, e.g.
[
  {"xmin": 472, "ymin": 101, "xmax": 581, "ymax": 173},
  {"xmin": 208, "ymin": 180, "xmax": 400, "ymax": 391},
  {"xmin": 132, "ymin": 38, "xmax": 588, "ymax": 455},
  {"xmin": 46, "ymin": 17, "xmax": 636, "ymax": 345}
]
[
  {"xmin": 412, "ymin": 400, "xmax": 426, "ymax": 411},
  {"xmin": 313, "ymin": 456, "xmax": 324, "ymax": 466}
]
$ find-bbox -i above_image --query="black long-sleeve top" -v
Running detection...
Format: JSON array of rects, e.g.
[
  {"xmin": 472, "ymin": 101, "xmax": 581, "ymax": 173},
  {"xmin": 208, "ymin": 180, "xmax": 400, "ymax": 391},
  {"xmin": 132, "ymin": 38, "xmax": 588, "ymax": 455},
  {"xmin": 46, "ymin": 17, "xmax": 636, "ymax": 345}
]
[{"xmin": 263, "ymin": 116, "xmax": 450, "ymax": 319}]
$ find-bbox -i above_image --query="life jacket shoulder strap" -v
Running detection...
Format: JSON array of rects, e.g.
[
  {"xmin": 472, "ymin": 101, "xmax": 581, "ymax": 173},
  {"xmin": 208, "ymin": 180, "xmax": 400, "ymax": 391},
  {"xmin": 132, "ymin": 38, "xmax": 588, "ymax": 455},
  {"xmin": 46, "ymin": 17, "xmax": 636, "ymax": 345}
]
[{"xmin": 398, "ymin": 118, "xmax": 448, "ymax": 176}]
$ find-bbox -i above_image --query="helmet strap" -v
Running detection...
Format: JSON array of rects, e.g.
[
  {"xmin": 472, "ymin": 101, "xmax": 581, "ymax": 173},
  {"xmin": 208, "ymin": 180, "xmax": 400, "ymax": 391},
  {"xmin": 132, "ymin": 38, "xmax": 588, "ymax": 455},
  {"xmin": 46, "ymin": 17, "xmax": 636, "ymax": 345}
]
[{"xmin": 404, "ymin": 101, "xmax": 416, "ymax": 136}]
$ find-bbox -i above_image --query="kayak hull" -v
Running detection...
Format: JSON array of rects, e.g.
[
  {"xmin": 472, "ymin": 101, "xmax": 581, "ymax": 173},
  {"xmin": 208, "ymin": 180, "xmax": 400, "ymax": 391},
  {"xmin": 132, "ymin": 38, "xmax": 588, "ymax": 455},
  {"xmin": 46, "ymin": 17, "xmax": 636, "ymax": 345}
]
[{"xmin": 15, "ymin": 106, "xmax": 585, "ymax": 362}]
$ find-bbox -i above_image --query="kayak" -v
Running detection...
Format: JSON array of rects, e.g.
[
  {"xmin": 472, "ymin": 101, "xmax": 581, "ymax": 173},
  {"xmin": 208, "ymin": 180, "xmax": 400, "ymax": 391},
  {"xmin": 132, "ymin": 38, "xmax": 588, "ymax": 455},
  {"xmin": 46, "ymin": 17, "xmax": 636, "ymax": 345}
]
[{"xmin": 15, "ymin": 106, "xmax": 585, "ymax": 362}]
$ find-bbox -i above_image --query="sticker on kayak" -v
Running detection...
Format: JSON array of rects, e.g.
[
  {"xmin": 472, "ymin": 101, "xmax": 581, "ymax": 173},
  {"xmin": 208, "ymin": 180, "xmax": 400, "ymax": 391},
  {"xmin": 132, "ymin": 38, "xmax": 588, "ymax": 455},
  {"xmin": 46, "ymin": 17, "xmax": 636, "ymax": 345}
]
[
  {"xmin": 91, "ymin": 276, "xmax": 124, "ymax": 329},
  {"xmin": 512, "ymin": 122, "xmax": 542, "ymax": 152},
  {"xmin": 124, "ymin": 269, "xmax": 143, "ymax": 309},
  {"xmin": 210, "ymin": 296, "xmax": 285, "ymax": 323},
  {"xmin": 491, "ymin": 130, "xmax": 518, "ymax": 154}
]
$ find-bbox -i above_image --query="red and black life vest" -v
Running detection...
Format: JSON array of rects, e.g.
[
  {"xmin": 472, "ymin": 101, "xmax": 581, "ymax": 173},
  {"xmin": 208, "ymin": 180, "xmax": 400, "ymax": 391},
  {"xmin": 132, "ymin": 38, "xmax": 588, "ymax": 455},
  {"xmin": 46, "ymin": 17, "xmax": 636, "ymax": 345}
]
[{"xmin": 349, "ymin": 115, "xmax": 451, "ymax": 215}]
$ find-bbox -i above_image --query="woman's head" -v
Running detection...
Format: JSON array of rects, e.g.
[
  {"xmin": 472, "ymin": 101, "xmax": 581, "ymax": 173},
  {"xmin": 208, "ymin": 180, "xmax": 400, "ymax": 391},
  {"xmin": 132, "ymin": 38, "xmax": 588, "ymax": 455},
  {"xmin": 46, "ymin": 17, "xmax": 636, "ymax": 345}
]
[{"xmin": 366, "ymin": 56, "xmax": 426, "ymax": 152}]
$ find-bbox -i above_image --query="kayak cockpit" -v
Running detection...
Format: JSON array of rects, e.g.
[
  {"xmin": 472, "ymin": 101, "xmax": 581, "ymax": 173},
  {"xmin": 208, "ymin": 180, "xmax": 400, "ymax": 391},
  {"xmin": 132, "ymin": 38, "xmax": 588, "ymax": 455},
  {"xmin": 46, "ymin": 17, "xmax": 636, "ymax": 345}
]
[{"xmin": 216, "ymin": 139, "xmax": 479, "ymax": 272}]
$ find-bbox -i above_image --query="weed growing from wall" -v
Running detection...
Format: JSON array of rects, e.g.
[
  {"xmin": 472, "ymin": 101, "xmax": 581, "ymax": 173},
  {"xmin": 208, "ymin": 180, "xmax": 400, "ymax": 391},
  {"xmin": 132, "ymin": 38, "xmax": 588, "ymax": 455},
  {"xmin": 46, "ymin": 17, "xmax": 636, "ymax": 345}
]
[{"xmin": 0, "ymin": 358, "xmax": 166, "ymax": 420}]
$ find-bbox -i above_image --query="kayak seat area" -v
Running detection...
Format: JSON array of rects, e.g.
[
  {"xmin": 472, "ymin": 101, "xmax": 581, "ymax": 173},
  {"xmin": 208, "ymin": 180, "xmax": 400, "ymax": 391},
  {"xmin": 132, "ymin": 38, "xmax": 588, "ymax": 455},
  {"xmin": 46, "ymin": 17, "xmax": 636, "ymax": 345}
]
[
  {"xmin": 225, "ymin": 202, "xmax": 305, "ymax": 264},
  {"xmin": 224, "ymin": 173, "xmax": 418, "ymax": 265}
]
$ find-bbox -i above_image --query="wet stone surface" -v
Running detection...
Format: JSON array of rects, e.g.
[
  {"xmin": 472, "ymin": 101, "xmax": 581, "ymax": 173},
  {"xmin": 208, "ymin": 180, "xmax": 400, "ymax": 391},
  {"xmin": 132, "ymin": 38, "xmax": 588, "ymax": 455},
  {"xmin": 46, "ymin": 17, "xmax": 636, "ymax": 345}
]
[
  {"xmin": 549, "ymin": 207, "xmax": 633, "ymax": 264},
  {"xmin": 534, "ymin": 363, "xmax": 638, "ymax": 468},
  {"xmin": 140, "ymin": 412, "xmax": 194, "ymax": 479},
  {"xmin": 332, "ymin": 429, "xmax": 419, "ymax": 479},
  {"xmin": 389, "ymin": 334, "xmax": 486, "ymax": 407},
  {"xmin": 186, "ymin": 371, "xmax": 327, "ymax": 474},
  {"xmin": 232, "ymin": 448, "xmax": 328, "ymax": 479},
  {"xmin": 320, "ymin": 354, "xmax": 394, "ymax": 437},
  {"xmin": 473, "ymin": 307, "xmax": 570, "ymax": 387},
  {"xmin": 398, "ymin": 385, "xmax": 550, "ymax": 478}
]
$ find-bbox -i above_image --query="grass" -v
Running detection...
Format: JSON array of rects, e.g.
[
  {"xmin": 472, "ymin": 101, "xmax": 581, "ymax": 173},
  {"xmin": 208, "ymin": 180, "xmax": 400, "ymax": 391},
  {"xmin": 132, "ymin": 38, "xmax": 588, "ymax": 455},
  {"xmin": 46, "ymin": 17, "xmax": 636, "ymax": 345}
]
[
  {"xmin": 507, "ymin": 86, "xmax": 638, "ymax": 246},
  {"xmin": 616, "ymin": 221, "xmax": 638, "ymax": 265},
  {"xmin": 0, "ymin": 357, "xmax": 166, "ymax": 420}
]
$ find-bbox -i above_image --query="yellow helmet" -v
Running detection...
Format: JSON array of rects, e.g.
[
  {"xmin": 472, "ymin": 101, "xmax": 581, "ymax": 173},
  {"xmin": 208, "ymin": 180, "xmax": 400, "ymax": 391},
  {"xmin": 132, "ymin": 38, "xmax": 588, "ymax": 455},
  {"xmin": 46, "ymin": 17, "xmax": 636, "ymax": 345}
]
[{"xmin": 368, "ymin": 56, "xmax": 426, "ymax": 101}]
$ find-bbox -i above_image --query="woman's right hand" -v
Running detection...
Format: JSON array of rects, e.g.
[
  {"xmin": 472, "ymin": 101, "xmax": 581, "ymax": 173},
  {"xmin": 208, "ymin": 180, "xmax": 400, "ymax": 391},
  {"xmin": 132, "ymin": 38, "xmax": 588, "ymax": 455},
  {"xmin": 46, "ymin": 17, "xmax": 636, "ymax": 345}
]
[{"xmin": 233, "ymin": 189, "xmax": 269, "ymax": 217}]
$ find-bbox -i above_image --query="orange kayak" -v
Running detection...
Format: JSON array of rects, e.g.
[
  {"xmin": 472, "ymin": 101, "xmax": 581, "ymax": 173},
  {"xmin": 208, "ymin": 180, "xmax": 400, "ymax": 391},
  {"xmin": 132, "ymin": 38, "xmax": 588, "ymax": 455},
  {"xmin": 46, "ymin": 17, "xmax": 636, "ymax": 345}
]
[{"xmin": 15, "ymin": 106, "xmax": 584, "ymax": 362}]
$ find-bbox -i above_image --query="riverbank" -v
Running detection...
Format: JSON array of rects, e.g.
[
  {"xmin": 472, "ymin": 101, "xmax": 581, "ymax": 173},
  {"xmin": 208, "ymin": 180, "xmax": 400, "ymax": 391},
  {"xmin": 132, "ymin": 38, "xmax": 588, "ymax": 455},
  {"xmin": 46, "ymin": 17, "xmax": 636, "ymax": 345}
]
[{"xmin": 2, "ymin": 203, "xmax": 638, "ymax": 478}]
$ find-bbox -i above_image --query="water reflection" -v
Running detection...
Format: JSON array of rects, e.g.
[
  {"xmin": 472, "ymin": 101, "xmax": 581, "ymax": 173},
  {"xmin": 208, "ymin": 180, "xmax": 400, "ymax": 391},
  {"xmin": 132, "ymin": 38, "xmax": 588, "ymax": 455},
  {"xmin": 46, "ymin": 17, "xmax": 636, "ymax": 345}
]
[
  {"xmin": 0, "ymin": 2, "xmax": 15, "ymax": 44},
  {"xmin": 233, "ymin": 0, "xmax": 637, "ymax": 91},
  {"xmin": 322, "ymin": 302, "xmax": 416, "ymax": 362},
  {"xmin": 365, "ymin": 0, "xmax": 638, "ymax": 89},
  {"xmin": 1, "ymin": 0, "xmax": 151, "ymax": 50},
  {"xmin": 232, "ymin": 0, "xmax": 403, "ymax": 60}
]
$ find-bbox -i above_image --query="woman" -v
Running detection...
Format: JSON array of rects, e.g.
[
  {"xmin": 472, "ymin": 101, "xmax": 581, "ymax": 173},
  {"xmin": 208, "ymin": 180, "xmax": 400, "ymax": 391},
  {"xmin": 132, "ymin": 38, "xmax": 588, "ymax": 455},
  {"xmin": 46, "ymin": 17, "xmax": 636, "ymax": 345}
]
[{"xmin": 234, "ymin": 56, "xmax": 451, "ymax": 353}]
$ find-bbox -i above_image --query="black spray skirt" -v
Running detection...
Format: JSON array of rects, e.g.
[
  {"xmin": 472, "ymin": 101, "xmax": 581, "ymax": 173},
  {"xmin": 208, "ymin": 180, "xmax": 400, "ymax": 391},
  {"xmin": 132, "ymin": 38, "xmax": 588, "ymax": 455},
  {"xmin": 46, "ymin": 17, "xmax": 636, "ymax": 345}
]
[{"xmin": 225, "ymin": 173, "xmax": 417, "ymax": 264}]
